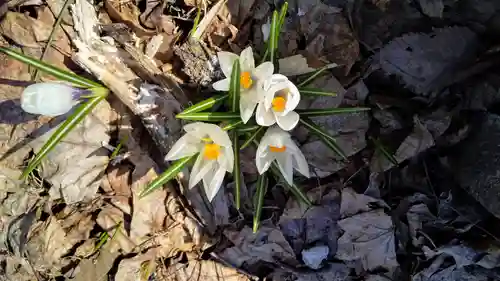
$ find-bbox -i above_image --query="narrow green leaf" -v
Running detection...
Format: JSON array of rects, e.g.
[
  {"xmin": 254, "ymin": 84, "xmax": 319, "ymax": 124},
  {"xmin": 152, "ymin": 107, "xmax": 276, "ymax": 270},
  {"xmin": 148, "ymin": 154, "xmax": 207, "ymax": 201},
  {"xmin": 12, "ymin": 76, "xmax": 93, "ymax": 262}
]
[
  {"xmin": 297, "ymin": 107, "xmax": 371, "ymax": 117},
  {"xmin": 178, "ymin": 94, "xmax": 228, "ymax": 115},
  {"xmin": 297, "ymin": 64, "xmax": 335, "ymax": 88},
  {"xmin": 253, "ymin": 173, "xmax": 268, "ymax": 233},
  {"xmin": 236, "ymin": 124, "xmax": 260, "ymax": 133},
  {"xmin": 277, "ymin": 2, "xmax": 288, "ymax": 31},
  {"xmin": 241, "ymin": 126, "xmax": 265, "ymax": 150},
  {"xmin": 229, "ymin": 60, "xmax": 241, "ymax": 112},
  {"xmin": 33, "ymin": 0, "xmax": 72, "ymax": 81},
  {"xmin": 269, "ymin": 163, "xmax": 311, "ymax": 206},
  {"xmin": 232, "ymin": 131, "xmax": 242, "ymax": 210},
  {"xmin": 188, "ymin": 7, "xmax": 202, "ymax": 37},
  {"xmin": 268, "ymin": 11, "xmax": 279, "ymax": 64},
  {"xmin": 299, "ymin": 87, "xmax": 337, "ymax": 97},
  {"xmin": 22, "ymin": 90, "xmax": 108, "ymax": 178},
  {"xmin": 0, "ymin": 47, "xmax": 101, "ymax": 88},
  {"xmin": 372, "ymin": 137, "xmax": 398, "ymax": 166},
  {"xmin": 175, "ymin": 112, "xmax": 241, "ymax": 121},
  {"xmin": 299, "ymin": 117, "xmax": 347, "ymax": 160},
  {"xmin": 141, "ymin": 154, "xmax": 198, "ymax": 197},
  {"xmin": 222, "ymin": 120, "xmax": 244, "ymax": 131}
]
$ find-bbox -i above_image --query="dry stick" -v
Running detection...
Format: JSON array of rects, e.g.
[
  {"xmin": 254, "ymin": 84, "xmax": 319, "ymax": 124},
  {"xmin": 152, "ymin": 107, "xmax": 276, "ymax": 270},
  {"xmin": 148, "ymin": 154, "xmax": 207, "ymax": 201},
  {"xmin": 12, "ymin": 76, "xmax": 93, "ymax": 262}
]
[{"xmin": 33, "ymin": 0, "xmax": 73, "ymax": 81}]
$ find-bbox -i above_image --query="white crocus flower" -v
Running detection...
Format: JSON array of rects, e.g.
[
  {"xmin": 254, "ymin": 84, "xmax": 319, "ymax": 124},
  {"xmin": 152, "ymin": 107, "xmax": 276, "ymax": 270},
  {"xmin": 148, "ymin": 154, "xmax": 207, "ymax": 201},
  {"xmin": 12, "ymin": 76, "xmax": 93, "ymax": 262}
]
[
  {"xmin": 165, "ymin": 122, "xmax": 234, "ymax": 201},
  {"xmin": 256, "ymin": 126, "xmax": 309, "ymax": 185},
  {"xmin": 212, "ymin": 46, "xmax": 274, "ymax": 123},
  {"xmin": 21, "ymin": 82, "xmax": 80, "ymax": 116},
  {"xmin": 256, "ymin": 74, "xmax": 301, "ymax": 131}
]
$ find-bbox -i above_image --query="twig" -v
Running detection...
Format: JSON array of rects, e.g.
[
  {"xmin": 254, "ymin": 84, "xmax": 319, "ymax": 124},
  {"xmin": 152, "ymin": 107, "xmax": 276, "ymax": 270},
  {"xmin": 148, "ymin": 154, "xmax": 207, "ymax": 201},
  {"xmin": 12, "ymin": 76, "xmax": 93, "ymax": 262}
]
[{"xmin": 32, "ymin": 0, "xmax": 73, "ymax": 81}]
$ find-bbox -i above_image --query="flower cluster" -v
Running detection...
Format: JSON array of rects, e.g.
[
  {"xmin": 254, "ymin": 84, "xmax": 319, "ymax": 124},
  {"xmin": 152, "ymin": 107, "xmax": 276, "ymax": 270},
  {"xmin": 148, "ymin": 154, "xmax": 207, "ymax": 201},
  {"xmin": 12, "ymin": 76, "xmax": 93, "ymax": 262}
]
[{"xmin": 166, "ymin": 47, "xmax": 309, "ymax": 201}]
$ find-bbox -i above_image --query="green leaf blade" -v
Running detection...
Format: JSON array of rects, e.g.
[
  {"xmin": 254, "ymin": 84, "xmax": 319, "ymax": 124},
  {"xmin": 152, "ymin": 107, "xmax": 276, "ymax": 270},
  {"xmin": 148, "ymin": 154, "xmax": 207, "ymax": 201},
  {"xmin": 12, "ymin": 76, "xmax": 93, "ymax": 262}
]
[
  {"xmin": 241, "ymin": 126, "xmax": 265, "ymax": 150},
  {"xmin": 253, "ymin": 173, "xmax": 268, "ymax": 233},
  {"xmin": 178, "ymin": 94, "xmax": 228, "ymax": 116},
  {"xmin": 299, "ymin": 87, "xmax": 337, "ymax": 97},
  {"xmin": 229, "ymin": 60, "xmax": 241, "ymax": 112},
  {"xmin": 299, "ymin": 117, "xmax": 347, "ymax": 160},
  {"xmin": 269, "ymin": 163, "xmax": 311, "ymax": 206},
  {"xmin": 22, "ymin": 92, "xmax": 107, "ymax": 178},
  {"xmin": 232, "ymin": 130, "xmax": 242, "ymax": 210},
  {"xmin": 175, "ymin": 112, "xmax": 241, "ymax": 121},
  {"xmin": 140, "ymin": 154, "xmax": 198, "ymax": 198},
  {"xmin": 0, "ymin": 47, "xmax": 101, "ymax": 88},
  {"xmin": 222, "ymin": 120, "xmax": 244, "ymax": 131},
  {"xmin": 268, "ymin": 11, "xmax": 279, "ymax": 64},
  {"xmin": 297, "ymin": 107, "xmax": 371, "ymax": 117}
]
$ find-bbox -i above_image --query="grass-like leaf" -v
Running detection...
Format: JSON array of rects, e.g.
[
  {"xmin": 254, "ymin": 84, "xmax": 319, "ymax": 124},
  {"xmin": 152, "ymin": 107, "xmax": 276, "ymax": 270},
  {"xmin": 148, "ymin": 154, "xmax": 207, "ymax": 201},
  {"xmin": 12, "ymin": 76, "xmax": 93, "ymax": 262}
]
[
  {"xmin": 178, "ymin": 94, "xmax": 228, "ymax": 115},
  {"xmin": 299, "ymin": 87, "xmax": 337, "ymax": 97},
  {"xmin": 241, "ymin": 126, "xmax": 265, "ymax": 150},
  {"xmin": 33, "ymin": 0, "xmax": 72, "ymax": 80},
  {"xmin": 236, "ymin": 124, "xmax": 260, "ymax": 133},
  {"xmin": 297, "ymin": 64, "xmax": 336, "ymax": 88},
  {"xmin": 222, "ymin": 120, "xmax": 244, "ymax": 131},
  {"xmin": 229, "ymin": 60, "xmax": 240, "ymax": 112},
  {"xmin": 299, "ymin": 117, "xmax": 347, "ymax": 160},
  {"xmin": 232, "ymin": 130, "xmax": 242, "ymax": 210},
  {"xmin": 22, "ymin": 88, "xmax": 108, "ymax": 178},
  {"xmin": 175, "ymin": 112, "xmax": 241, "ymax": 121},
  {"xmin": 140, "ymin": 154, "xmax": 198, "ymax": 198},
  {"xmin": 372, "ymin": 137, "xmax": 398, "ymax": 166},
  {"xmin": 297, "ymin": 107, "xmax": 371, "ymax": 117},
  {"xmin": 268, "ymin": 11, "xmax": 279, "ymax": 64},
  {"xmin": 277, "ymin": 2, "xmax": 288, "ymax": 31},
  {"xmin": 0, "ymin": 47, "xmax": 101, "ymax": 88},
  {"xmin": 188, "ymin": 7, "xmax": 202, "ymax": 37},
  {"xmin": 269, "ymin": 163, "xmax": 311, "ymax": 206},
  {"xmin": 253, "ymin": 173, "xmax": 268, "ymax": 233}
]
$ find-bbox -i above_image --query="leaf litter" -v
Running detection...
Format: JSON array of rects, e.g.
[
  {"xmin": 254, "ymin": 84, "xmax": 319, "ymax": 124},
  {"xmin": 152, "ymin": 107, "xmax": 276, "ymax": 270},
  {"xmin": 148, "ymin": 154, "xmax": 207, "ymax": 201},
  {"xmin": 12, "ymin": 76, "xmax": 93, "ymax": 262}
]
[{"xmin": 2, "ymin": 0, "xmax": 500, "ymax": 280}]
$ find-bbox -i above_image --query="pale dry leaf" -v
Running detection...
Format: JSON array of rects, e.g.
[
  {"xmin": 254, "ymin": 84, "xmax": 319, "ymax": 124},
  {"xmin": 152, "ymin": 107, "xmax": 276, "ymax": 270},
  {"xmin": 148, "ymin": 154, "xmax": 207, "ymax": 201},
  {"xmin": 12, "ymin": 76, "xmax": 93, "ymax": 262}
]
[
  {"xmin": 96, "ymin": 205, "xmax": 136, "ymax": 253},
  {"xmin": 114, "ymin": 249, "xmax": 158, "ymax": 281},
  {"xmin": 73, "ymin": 247, "xmax": 120, "ymax": 281},
  {"xmin": 220, "ymin": 226, "xmax": 298, "ymax": 268},
  {"xmin": 0, "ymin": 255, "xmax": 37, "ymax": 281},
  {"xmin": 0, "ymin": 12, "xmax": 51, "ymax": 47},
  {"xmin": 102, "ymin": 165, "xmax": 132, "ymax": 215},
  {"xmin": 162, "ymin": 259, "xmax": 252, "ymax": 281},
  {"xmin": 340, "ymin": 188, "xmax": 384, "ymax": 218},
  {"xmin": 38, "ymin": 102, "xmax": 111, "ymax": 204}
]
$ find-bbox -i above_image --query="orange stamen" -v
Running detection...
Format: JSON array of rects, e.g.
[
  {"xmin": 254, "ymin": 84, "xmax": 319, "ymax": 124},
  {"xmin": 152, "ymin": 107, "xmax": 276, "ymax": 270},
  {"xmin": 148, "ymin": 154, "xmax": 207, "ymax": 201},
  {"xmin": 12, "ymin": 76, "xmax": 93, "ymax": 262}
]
[
  {"xmin": 272, "ymin": 97, "xmax": 287, "ymax": 112},
  {"xmin": 269, "ymin": 145, "xmax": 287, "ymax": 153},
  {"xmin": 204, "ymin": 143, "xmax": 221, "ymax": 160},
  {"xmin": 240, "ymin": 71, "xmax": 253, "ymax": 89}
]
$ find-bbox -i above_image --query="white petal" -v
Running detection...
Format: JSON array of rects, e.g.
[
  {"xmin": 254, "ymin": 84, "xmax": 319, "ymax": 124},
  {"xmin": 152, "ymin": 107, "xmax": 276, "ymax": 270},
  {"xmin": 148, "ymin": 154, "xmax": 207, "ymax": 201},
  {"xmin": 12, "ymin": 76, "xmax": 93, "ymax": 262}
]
[
  {"xmin": 253, "ymin": 62, "xmax": 274, "ymax": 81},
  {"xmin": 292, "ymin": 148, "xmax": 310, "ymax": 178},
  {"xmin": 189, "ymin": 155, "xmax": 215, "ymax": 188},
  {"xmin": 21, "ymin": 83, "xmax": 76, "ymax": 116},
  {"xmin": 217, "ymin": 51, "xmax": 239, "ymax": 78},
  {"xmin": 204, "ymin": 166, "xmax": 226, "ymax": 201},
  {"xmin": 240, "ymin": 94, "xmax": 258, "ymax": 124},
  {"xmin": 276, "ymin": 153, "xmax": 293, "ymax": 185},
  {"xmin": 262, "ymin": 125, "xmax": 289, "ymax": 147},
  {"xmin": 165, "ymin": 134, "xmax": 200, "ymax": 161},
  {"xmin": 276, "ymin": 111, "xmax": 299, "ymax": 131},
  {"xmin": 212, "ymin": 78, "xmax": 230, "ymax": 91},
  {"xmin": 219, "ymin": 146, "xmax": 234, "ymax": 172},
  {"xmin": 264, "ymin": 80, "xmax": 289, "ymax": 110},
  {"xmin": 239, "ymin": 46, "xmax": 255, "ymax": 71},
  {"xmin": 283, "ymin": 80, "xmax": 301, "ymax": 113},
  {"xmin": 184, "ymin": 122, "xmax": 231, "ymax": 147},
  {"xmin": 256, "ymin": 102, "xmax": 276, "ymax": 126}
]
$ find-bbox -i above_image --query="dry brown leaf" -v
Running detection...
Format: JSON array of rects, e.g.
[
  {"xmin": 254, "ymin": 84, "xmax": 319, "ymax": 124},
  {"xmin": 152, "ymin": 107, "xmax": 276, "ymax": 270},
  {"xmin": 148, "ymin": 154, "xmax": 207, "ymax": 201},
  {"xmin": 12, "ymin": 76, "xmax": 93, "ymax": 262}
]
[
  {"xmin": 161, "ymin": 259, "xmax": 252, "ymax": 281},
  {"xmin": 96, "ymin": 205, "xmax": 136, "ymax": 253},
  {"xmin": 105, "ymin": 0, "xmax": 154, "ymax": 36},
  {"xmin": 102, "ymin": 165, "xmax": 132, "ymax": 214},
  {"xmin": 115, "ymin": 249, "xmax": 158, "ymax": 281},
  {"xmin": 0, "ymin": 12, "xmax": 51, "ymax": 47}
]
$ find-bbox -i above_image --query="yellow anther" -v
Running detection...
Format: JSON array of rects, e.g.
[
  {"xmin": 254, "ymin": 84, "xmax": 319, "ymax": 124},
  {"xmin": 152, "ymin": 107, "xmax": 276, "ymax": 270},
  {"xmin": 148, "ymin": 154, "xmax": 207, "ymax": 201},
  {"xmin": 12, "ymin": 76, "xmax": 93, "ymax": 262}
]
[
  {"xmin": 240, "ymin": 71, "xmax": 253, "ymax": 89},
  {"xmin": 269, "ymin": 145, "xmax": 287, "ymax": 153},
  {"xmin": 272, "ymin": 96, "xmax": 287, "ymax": 112},
  {"xmin": 204, "ymin": 143, "xmax": 221, "ymax": 160}
]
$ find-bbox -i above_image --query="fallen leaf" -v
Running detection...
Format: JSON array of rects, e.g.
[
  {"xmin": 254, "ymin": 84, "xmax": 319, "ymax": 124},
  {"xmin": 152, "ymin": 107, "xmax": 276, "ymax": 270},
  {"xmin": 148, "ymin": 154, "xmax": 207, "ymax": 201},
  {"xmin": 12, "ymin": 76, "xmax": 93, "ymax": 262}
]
[
  {"xmin": 161, "ymin": 259, "xmax": 253, "ymax": 281},
  {"xmin": 418, "ymin": 0, "xmax": 444, "ymax": 18},
  {"xmin": 336, "ymin": 189, "xmax": 398, "ymax": 271},
  {"xmin": 105, "ymin": 0, "xmax": 153, "ymax": 36},
  {"xmin": 115, "ymin": 249, "xmax": 157, "ymax": 281},
  {"xmin": 220, "ymin": 226, "xmax": 298, "ymax": 268},
  {"xmin": 371, "ymin": 116, "xmax": 435, "ymax": 172},
  {"xmin": 102, "ymin": 165, "xmax": 132, "ymax": 214},
  {"xmin": 272, "ymin": 263, "xmax": 350, "ymax": 281},
  {"xmin": 375, "ymin": 26, "xmax": 478, "ymax": 95},
  {"xmin": 73, "ymin": 247, "xmax": 120, "ymax": 281},
  {"xmin": 0, "ymin": 12, "xmax": 51, "ymax": 47},
  {"xmin": 37, "ymin": 102, "xmax": 111, "ymax": 204},
  {"xmin": 96, "ymin": 205, "xmax": 136, "ymax": 253}
]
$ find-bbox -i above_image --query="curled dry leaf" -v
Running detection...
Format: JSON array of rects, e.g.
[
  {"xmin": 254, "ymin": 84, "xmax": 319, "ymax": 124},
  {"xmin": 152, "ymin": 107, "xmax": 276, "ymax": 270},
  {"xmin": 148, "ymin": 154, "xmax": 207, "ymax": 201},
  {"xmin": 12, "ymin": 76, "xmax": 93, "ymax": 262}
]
[
  {"xmin": 115, "ymin": 249, "xmax": 158, "ymax": 281},
  {"xmin": 104, "ymin": 0, "xmax": 154, "ymax": 36},
  {"xmin": 272, "ymin": 262, "xmax": 350, "ymax": 281},
  {"xmin": 97, "ymin": 205, "xmax": 136, "ymax": 253},
  {"xmin": 220, "ymin": 226, "xmax": 298, "ymax": 269},
  {"xmin": 336, "ymin": 188, "xmax": 398, "ymax": 271},
  {"xmin": 102, "ymin": 165, "xmax": 132, "ymax": 214},
  {"xmin": 162, "ymin": 259, "xmax": 253, "ymax": 281}
]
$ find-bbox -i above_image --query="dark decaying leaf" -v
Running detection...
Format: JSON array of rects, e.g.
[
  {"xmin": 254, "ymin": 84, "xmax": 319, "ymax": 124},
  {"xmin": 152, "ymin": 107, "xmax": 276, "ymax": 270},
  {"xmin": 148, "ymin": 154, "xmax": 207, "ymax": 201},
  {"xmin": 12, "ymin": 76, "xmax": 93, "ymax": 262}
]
[{"xmin": 375, "ymin": 26, "xmax": 478, "ymax": 95}]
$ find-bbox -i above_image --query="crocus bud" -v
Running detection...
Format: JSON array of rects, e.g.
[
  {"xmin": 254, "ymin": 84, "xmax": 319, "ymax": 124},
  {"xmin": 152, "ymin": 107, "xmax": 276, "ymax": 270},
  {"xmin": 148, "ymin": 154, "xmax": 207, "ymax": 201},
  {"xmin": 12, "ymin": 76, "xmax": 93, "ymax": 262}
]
[{"xmin": 21, "ymin": 83, "xmax": 80, "ymax": 116}]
